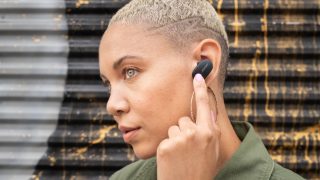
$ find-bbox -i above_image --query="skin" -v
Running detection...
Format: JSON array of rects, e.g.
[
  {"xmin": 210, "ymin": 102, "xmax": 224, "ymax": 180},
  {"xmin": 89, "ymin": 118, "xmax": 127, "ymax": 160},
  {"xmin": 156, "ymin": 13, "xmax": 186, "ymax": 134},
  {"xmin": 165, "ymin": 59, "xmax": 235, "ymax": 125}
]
[{"xmin": 99, "ymin": 23, "xmax": 241, "ymax": 179}]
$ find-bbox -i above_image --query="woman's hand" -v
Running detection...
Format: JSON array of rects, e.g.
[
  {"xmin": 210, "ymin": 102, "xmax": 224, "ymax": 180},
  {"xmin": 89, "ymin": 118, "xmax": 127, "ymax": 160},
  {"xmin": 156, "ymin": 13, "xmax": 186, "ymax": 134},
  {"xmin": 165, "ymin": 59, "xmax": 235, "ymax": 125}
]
[{"xmin": 157, "ymin": 74, "xmax": 221, "ymax": 180}]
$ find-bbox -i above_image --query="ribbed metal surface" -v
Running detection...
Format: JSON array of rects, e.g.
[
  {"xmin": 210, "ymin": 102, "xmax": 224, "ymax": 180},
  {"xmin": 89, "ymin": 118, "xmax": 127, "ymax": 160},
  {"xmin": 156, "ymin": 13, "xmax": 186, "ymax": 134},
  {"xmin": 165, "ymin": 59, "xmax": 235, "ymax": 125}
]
[
  {"xmin": 0, "ymin": 0, "xmax": 319, "ymax": 179},
  {"xmin": 0, "ymin": 0, "xmax": 69, "ymax": 179},
  {"xmin": 32, "ymin": 1, "xmax": 127, "ymax": 179}
]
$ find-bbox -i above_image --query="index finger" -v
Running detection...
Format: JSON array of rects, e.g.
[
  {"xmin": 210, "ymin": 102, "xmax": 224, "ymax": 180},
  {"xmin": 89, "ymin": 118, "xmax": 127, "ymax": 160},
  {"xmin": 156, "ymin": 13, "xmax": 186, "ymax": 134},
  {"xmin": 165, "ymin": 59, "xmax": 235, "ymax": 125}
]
[{"xmin": 193, "ymin": 73, "xmax": 213, "ymax": 129}]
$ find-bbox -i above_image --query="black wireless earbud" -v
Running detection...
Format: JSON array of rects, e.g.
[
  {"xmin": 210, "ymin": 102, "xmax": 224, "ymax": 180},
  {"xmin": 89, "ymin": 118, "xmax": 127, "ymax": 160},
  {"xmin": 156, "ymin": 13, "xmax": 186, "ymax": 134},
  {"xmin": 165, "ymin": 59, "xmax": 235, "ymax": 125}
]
[{"xmin": 192, "ymin": 59, "xmax": 213, "ymax": 79}]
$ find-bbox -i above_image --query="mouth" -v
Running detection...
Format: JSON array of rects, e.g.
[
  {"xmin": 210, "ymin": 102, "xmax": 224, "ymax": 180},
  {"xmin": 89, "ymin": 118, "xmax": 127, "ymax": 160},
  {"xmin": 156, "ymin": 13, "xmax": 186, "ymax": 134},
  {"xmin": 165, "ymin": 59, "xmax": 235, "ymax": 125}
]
[{"xmin": 119, "ymin": 126, "xmax": 141, "ymax": 143}]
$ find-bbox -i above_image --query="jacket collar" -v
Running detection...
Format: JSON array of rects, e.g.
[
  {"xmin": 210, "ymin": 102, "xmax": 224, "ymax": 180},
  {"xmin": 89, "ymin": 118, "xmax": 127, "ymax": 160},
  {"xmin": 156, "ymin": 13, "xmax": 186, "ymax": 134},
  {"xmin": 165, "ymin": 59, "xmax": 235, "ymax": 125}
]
[{"xmin": 215, "ymin": 121, "xmax": 274, "ymax": 180}]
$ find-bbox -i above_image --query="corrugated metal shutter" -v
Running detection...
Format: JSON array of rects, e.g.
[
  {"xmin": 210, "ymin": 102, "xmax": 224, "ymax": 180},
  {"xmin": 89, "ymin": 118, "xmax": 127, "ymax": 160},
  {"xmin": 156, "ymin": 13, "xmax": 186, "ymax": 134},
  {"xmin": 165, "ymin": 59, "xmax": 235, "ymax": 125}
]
[
  {"xmin": 0, "ymin": 0, "xmax": 69, "ymax": 179},
  {"xmin": 0, "ymin": 0, "xmax": 319, "ymax": 179},
  {"xmin": 217, "ymin": 0, "xmax": 319, "ymax": 179},
  {"xmin": 33, "ymin": 1, "xmax": 130, "ymax": 179}
]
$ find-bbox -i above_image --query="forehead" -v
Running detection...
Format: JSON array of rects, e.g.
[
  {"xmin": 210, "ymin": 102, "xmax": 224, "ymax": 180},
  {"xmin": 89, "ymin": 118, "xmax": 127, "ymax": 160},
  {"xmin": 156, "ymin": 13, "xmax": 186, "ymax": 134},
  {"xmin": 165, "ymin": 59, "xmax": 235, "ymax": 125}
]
[
  {"xmin": 99, "ymin": 23, "xmax": 174, "ymax": 60},
  {"xmin": 102, "ymin": 23, "xmax": 151, "ymax": 45}
]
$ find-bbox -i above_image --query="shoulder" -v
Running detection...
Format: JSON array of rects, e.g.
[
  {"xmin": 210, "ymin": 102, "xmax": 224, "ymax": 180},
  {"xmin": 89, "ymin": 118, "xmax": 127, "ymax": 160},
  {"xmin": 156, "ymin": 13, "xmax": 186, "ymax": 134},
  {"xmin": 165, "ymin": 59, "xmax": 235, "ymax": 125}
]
[
  {"xmin": 109, "ymin": 157, "xmax": 157, "ymax": 180},
  {"xmin": 270, "ymin": 162, "xmax": 305, "ymax": 180}
]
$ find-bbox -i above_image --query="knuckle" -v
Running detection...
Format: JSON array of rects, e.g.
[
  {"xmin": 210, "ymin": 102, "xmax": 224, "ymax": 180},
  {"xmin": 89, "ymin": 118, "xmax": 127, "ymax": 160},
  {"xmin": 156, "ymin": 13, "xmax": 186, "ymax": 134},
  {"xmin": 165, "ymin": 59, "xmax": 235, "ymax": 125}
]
[
  {"xmin": 174, "ymin": 136, "xmax": 185, "ymax": 145},
  {"xmin": 197, "ymin": 93, "xmax": 209, "ymax": 104},
  {"xmin": 157, "ymin": 141, "xmax": 171, "ymax": 156},
  {"xmin": 157, "ymin": 147, "xmax": 167, "ymax": 157},
  {"xmin": 201, "ymin": 130, "xmax": 214, "ymax": 142},
  {"xmin": 185, "ymin": 129, "xmax": 196, "ymax": 138},
  {"xmin": 178, "ymin": 117, "xmax": 185, "ymax": 124},
  {"xmin": 168, "ymin": 125, "xmax": 178, "ymax": 133},
  {"xmin": 168, "ymin": 125, "xmax": 175, "ymax": 132},
  {"xmin": 178, "ymin": 117, "xmax": 190, "ymax": 124}
]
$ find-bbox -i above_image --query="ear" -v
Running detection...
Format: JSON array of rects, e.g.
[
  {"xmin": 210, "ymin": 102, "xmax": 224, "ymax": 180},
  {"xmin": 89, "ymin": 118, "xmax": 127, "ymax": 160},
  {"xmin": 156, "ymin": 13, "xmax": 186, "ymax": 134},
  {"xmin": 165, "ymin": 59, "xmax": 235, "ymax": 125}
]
[{"xmin": 191, "ymin": 39, "xmax": 222, "ymax": 84}]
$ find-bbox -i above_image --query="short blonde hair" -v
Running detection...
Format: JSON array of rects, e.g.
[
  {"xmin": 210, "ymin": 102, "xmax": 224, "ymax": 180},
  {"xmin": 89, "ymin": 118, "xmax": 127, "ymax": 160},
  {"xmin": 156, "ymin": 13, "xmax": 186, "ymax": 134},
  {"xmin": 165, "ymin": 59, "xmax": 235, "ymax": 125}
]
[{"xmin": 109, "ymin": 0, "xmax": 229, "ymax": 88}]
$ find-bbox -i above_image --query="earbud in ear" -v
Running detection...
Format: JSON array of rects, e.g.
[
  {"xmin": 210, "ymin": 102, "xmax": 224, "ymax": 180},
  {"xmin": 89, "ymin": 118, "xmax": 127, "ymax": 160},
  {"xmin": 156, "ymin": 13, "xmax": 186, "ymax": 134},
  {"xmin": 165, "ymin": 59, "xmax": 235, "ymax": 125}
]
[{"xmin": 192, "ymin": 59, "xmax": 213, "ymax": 79}]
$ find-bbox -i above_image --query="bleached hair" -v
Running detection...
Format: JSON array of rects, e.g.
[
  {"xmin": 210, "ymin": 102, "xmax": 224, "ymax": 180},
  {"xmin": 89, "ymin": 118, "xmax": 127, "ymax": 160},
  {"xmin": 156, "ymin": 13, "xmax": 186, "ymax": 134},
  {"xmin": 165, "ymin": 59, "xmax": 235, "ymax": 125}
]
[{"xmin": 109, "ymin": 0, "xmax": 229, "ymax": 88}]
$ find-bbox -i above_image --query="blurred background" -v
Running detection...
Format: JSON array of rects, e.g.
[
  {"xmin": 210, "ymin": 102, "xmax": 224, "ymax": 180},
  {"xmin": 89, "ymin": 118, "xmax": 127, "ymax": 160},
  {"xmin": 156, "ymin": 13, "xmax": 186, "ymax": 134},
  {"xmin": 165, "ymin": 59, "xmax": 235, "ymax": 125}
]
[{"xmin": 0, "ymin": 0, "xmax": 319, "ymax": 179}]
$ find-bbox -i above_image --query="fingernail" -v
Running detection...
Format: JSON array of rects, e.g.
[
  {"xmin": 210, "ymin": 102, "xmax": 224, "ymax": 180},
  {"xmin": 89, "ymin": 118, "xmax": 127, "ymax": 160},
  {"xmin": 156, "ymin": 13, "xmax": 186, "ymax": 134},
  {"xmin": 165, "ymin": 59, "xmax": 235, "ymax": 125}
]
[{"xmin": 195, "ymin": 73, "xmax": 203, "ymax": 82}]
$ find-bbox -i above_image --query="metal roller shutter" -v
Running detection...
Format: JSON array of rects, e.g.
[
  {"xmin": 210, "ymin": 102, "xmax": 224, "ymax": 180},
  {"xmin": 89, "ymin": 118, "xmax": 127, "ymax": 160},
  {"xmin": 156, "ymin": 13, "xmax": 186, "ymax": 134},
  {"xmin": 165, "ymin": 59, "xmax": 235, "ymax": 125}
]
[
  {"xmin": 0, "ymin": 0, "xmax": 319, "ymax": 179},
  {"xmin": 0, "ymin": 0, "xmax": 69, "ymax": 179}
]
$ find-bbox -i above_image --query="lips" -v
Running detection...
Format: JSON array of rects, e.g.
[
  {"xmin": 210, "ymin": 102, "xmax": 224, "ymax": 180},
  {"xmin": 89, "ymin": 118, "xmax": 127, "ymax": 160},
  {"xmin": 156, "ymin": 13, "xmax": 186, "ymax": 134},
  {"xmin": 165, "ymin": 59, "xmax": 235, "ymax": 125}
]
[
  {"xmin": 119, "ymin": 125, "xmax": 141, "ymax": 143},
  {"xmin": 119, "ymin": 126, "xmax": 140, "ymax": 133}
]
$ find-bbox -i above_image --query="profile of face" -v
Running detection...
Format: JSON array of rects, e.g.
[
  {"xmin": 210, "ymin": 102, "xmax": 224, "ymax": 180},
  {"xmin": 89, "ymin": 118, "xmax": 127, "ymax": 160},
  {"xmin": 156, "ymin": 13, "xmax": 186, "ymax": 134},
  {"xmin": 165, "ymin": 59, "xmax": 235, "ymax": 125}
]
[{"xmin": 99, "ymin": 23, "xmax": 196, "ymax": 159}]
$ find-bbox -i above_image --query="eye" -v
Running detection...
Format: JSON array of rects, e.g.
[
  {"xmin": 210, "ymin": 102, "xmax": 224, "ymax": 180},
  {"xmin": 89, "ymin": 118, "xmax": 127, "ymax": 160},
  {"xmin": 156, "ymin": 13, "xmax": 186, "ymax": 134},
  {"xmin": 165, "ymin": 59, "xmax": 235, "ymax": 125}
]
[{"xmin": 123, "ymin": 67, "xmax": 139, "ymax": 80}]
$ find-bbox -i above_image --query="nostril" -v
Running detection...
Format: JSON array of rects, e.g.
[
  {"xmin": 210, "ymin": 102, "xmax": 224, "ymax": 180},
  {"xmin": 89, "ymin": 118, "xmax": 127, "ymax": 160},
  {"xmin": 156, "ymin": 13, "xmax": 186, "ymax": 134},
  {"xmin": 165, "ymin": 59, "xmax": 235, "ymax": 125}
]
[{"xmin": 115, "ymin": 110, "xmax": 124, "ymax": 116}]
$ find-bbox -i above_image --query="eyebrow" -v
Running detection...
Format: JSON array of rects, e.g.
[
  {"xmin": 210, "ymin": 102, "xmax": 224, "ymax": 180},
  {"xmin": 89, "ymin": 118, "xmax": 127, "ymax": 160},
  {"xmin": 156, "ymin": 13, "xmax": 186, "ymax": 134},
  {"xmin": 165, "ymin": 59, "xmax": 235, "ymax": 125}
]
[
  {"xmin": 100, "ymin": 55, "xmax": 142, "ymax": 82},
  {"xmin": 113, "ymin": 55, "xmax": 141, "ymax": 70}
]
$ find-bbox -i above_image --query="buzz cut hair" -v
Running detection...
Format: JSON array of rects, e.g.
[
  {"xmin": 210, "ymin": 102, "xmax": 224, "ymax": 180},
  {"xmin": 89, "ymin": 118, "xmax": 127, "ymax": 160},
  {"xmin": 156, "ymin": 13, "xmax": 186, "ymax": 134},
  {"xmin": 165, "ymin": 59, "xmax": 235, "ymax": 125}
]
[{"xmin": 108, "ymin": 0, "xmax": 229, "ymax": 89}]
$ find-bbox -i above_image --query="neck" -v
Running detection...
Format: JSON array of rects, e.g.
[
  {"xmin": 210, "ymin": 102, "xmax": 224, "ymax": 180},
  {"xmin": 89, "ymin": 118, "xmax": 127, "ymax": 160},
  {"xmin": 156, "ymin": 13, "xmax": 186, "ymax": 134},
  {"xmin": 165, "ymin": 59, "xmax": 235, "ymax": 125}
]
[{"xmin": 213, "ymin": 95, "xmax": 241, "ymax": 174}]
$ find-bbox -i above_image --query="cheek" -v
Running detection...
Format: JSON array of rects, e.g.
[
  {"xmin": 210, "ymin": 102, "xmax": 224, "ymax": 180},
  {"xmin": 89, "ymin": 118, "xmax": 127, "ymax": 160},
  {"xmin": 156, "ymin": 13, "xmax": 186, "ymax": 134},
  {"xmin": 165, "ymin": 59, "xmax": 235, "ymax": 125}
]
[
  {"xmin": 128, "ymin": 67, "xmax": 193, "ymax": 157},
  {"xmin": 135, "ymin": 70, "xmax": 192, "ymax": 126}
]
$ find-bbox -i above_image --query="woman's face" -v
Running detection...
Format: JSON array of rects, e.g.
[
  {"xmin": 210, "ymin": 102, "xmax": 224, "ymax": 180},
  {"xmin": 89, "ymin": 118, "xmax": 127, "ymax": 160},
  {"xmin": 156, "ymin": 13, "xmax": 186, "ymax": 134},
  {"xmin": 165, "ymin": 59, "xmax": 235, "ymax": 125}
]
[{"xmin": 99, "ymin": 23, "xmax": 194, "ymax": 159}]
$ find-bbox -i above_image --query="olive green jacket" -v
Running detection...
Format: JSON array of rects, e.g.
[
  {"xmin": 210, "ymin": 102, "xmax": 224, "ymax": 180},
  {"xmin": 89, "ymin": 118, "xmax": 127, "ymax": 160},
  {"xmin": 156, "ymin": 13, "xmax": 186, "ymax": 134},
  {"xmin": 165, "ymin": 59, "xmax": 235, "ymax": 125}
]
[{"xmin": 110, "ymin": 121, "xmax": 305, "ymax": 180}]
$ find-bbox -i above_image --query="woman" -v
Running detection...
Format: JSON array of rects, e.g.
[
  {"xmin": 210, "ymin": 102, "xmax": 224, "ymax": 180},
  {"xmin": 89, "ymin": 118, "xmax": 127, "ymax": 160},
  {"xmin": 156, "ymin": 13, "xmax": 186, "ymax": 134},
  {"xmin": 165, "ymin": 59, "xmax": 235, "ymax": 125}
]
[{"xmin": 99, "ymin": 0, "xmax": 304, "ymax": 179}]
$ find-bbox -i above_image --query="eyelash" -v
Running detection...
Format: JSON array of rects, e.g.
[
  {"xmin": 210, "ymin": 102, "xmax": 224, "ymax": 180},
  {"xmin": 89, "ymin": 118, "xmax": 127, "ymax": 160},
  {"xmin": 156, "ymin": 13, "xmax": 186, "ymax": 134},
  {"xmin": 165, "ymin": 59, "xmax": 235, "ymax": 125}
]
[
  {"xmin": 102, "ymin": 67, "xmax": 139, "ymax": 92},
  {"xmin": 122, "ymin": 67, "xmax": 139, "ymax": 80}
]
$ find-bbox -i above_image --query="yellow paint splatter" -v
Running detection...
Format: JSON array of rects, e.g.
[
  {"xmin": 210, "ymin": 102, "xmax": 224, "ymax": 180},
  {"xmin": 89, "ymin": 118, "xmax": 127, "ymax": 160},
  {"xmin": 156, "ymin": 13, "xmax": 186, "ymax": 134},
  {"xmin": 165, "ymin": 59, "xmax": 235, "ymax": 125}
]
[
  {"xmin": 296, "ymin": 65, "xmax": 306, "ymax": 72},
  {"xmin": 76, "ymin": 147, "xmax": 88, "ymax": 155},
  {"xmin": 305, "ymin": 124, "xmax": 320, "ymax": 133},
  {"xmin": 217, "ymin": 0, "xmax": 224, "ymax": 20},
  {"xmin": 266, "ymin": 126, "xmax": 319, "ymax": 168},
  {"xmin": 230, "ymin": 20, "xmax": 245, "ymax": 27},
  {"xmin": 48, "ymin": 156, "xmax": 56, "ymax": 166},
  {"xmin": 291, "ymin": 80, "xmax": 303, "ymax": 121},
  {"xmin": 32, "ymin": 171, "xmax": 43, "ymax": 180},
  {"xmin": 243, "ymin": 41, "xmax": 261, "ymax": 121},
  {"xmin": 233, "ymin": 0, "xmax": 239, "ymax": 47},
  {"xmin": 91, "ymin": 125, "xmax": 116, "ymax": 144},
  {"xmin": 92, "ymin": 110, "xmax": 107, "ymax": 122},
  {"xmin": 261, "ymin": 0, "xmax": 274, "ymax": 118},
  {"xmin": 304, "ymin": 133, "xmax": 313, "ymax": 167},
  {"xmin": 76, "ymin": 0, "xmax": 90, "ymax": 8},
  {"xmin": 72, "ymin": 125, "xmax": 117, "ymax": 158},
  {"xmin": 271, "ymin": 154, "xmax": 283, "ymax": 162},
  {"xmin": 31, "ymin": 175, "xmax": 39, "ymax": 180}
]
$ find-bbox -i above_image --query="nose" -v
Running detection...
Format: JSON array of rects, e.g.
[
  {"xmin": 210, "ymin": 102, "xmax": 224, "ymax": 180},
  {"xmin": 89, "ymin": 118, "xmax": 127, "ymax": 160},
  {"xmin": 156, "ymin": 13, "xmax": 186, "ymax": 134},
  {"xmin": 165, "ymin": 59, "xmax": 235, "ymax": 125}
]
[{"xmin": 106, "ymin": 88, "xmax": 129, "ymax": 117}]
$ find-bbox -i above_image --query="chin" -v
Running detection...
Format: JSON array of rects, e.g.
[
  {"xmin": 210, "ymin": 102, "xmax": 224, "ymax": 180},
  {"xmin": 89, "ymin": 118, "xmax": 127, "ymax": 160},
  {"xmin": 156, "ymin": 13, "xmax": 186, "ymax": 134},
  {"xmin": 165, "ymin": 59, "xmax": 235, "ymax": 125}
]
[{"xmin": 132, "ymin": 144, "xmax": 157, "ymax": 160}]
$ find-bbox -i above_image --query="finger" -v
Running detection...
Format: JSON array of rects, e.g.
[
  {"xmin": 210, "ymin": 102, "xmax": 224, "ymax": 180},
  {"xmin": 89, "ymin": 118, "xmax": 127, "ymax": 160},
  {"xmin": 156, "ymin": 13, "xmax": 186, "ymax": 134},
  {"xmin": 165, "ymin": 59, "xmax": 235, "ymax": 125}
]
[
  {"xmin": 178, "ymin": 117, "xmax": 196, "ymax": 133},
  {"xmin": 168, "ymin": 125, "xmax": 180, "ymax": 138},
  {"xmin": 157, "ymin": 138, "xmax": 171, "ymax": 157},
  {"xmin": 193, "ymin": 73, "xmax": 213, "ymax": 129}
]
